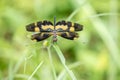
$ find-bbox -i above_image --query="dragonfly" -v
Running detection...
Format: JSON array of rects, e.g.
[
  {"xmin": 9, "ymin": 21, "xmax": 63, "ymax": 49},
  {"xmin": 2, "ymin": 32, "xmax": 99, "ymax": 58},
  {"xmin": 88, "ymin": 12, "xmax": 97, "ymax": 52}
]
[{"xmin": 26, "ymin": 17, "xmax": 83, "ymax": 42}]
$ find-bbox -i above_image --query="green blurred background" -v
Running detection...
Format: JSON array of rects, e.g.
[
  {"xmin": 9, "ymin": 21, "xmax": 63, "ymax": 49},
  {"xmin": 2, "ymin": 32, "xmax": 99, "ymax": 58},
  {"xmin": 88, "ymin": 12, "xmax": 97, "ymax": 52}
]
[{"xmin": 0, "ymin": 0, "xmax": 120, "ymax": 80}]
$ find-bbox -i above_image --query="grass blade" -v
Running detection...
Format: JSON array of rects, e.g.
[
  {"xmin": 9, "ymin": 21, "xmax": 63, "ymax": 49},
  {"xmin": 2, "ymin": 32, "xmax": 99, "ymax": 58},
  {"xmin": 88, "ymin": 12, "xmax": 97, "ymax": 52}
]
[
  {"xmin": 28, "ymin": 61, "xmax": 44, "ymax": 80},
  {"xmin": 53, "ymin": 44, "xmax": 77, "ymax": 80},
  {"xmin": 47, "ymin": 45, "xmax": 57, "ymax": 80}
]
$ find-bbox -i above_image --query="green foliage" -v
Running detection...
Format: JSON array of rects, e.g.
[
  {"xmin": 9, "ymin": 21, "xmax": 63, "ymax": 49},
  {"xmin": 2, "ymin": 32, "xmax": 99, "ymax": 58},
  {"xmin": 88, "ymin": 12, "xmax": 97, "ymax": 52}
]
[{"xmin": 0, "ymin": 0, "xmax": 120, "ymax": 80}]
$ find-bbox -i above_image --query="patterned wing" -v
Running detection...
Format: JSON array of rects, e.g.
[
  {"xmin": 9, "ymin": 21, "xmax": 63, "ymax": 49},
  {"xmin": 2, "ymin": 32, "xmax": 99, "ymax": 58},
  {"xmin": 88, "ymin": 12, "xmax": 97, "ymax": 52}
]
[
  {"xmin": 26, "ymin": 20, "xmax": 54, "ymax": 32},
  {"xmin": 31, "ymin": 33, "xmax": 51, "ymax": 42},
  {"xmin": 59, "ymin": 32, "xmax": 79, "ymax": 40},
  {"xmin": 55, "ymin": 20, "xmax": 83, "ymax": 32},
  {"xmin": 55, "ymin": 20, "xmax": 68, "ymax": 32}
]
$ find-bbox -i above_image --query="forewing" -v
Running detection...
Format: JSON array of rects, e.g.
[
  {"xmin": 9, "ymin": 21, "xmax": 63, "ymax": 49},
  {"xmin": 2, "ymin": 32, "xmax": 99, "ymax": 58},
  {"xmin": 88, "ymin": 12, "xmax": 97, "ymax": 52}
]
[
  {"xmin": 26, "ymin": 20, "xmax": 54, "ymax": 32},
  {"xmin": 55, "ymin": 20, "xmax": 69, "ymax": 32},
  {"xmin": 67, "ymin": 22, "xmax": 83, "ymax": 32},
  {"xmin": 55, "ymin": 20, "xmax": 83, "ymax": 32}
]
